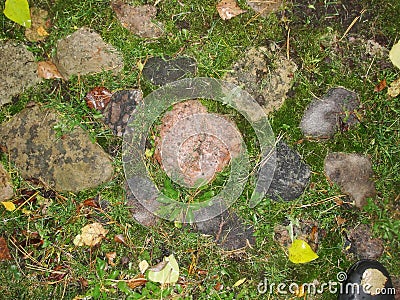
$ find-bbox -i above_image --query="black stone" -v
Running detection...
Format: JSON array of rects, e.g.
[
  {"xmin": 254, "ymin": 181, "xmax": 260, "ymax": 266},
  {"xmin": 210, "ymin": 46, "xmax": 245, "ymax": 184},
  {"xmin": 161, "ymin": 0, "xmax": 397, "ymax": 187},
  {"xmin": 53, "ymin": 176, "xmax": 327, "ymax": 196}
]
[{"xmin": 142, "ymin": 56, "xmax": 197, "ymax": 86}]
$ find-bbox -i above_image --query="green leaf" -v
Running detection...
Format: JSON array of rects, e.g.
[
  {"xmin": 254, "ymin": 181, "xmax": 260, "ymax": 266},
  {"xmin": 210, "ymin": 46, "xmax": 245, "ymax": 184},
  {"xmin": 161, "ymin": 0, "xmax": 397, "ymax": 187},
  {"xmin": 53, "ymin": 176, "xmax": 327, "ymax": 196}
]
[
  {"xmin": 288, "ymin": 239, "xmax": 319, "ymax": 264},
  {"xmin": 3, "ymin": 0, "xmax": 31, "ymax": 28},
  {"xmin": 389, "ymin": 40, "xmax": 400, "ymax": 69},
  {"xmin": 147, "ymin": 254, "xmax": 179, "ymax": 284}
]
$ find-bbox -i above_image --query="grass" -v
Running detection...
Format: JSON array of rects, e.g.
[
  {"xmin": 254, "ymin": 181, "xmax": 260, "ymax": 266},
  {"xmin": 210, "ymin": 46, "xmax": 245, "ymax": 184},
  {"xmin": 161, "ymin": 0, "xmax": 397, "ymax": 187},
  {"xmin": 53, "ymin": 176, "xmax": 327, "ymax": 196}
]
[{"xmin": 1, "ymin": 0, "xmax": 399, "ymax": 299}]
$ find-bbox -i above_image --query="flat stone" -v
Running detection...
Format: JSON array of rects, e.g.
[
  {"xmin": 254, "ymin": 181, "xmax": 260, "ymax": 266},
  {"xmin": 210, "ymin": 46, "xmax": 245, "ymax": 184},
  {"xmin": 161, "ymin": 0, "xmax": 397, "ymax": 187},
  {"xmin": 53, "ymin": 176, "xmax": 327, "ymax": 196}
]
[
  {"xmin": 103, "ymin": 90, "xmax": 142, "ymax": 137},
  {"xmin": 346, "ymin": 224, "xmax": 384, "ymax": 260},
  {"xmin": 0, "ymin": 164, "xmax": 14, "ymax": 201},
  {"xmin": 264, "ymin": 141, "xmax": 311, "ymax": 201},
  {"xmin": 0, "ymin": 106, "xmax": 113, "ymax": 192},
  {"xmin": 195, "ymin": 209, "xmax": 255, "ymax": 250},
  {"xmin": 324, "ymin": 152, "xmax": 376, "ymax": 208},
  {"xmin": 53, "ymin": 27, "xmax": 124, "ymax": 78},
  {"xmin": 143, "ymin": 56, "xmax": 197, "ymax": 86},
  {"xmin": 111, "ymin": 1, "xmax": 164, "ymax": 38},
  {"xmin": 300, "ymin": 87, "xmax": 360, "ymax": 138},
  {"xmin": 224, "ymin": 47, "xmax": 297, "ymax": 114},
  {"xmin": 0, "ymin": 41, "xmax": 41, "ymax": 108}
]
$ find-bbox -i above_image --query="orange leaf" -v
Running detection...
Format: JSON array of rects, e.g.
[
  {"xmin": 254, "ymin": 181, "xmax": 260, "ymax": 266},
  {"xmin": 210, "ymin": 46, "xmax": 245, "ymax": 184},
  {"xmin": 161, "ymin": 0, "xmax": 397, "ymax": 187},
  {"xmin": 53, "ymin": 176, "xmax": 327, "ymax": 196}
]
[
  {"xmin": 216, "ymin": 0, "xmax": 246, "ymax": 20},
  {"xmin": 85, "ymin": 87, "xmax": 112, "ymax": 111},
  {"xmin": 37, "ymin": 61, "xmax": 64, "ymax": 79},
  {"xmin": 0, "ymin": 237, "xmax": 12, "ymax": 261},
  {"xmin": 374, "ymin": 79, "xmax": 387, "ymax": 92},
  {"xmin": 126, "ymin": 274, "xmax": 147, "ymax": 289}
]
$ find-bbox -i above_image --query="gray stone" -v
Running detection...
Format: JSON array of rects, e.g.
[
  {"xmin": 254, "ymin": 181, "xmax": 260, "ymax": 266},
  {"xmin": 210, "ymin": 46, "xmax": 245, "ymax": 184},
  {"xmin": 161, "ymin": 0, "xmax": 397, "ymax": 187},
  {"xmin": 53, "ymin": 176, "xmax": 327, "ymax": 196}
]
[
  {"xmin": 265, "ymin": 141, "xmax": 311, "ymax": 201},
  {"xmin": 324, "ymin": 152, "xmax": 376, "ymax": 208},
  {"xmin": 103, "ymin": 90, "xmax": 141, "ymax": 137},
  {"xmin": 0, "ymin": 105, "xmax": 113, "ymax": 192},
  {"xmin": 0, "ymin": 41, "xmax": 41, "ymax": 108},
  {"xmin": 0, "ymin": 164, "xmax": 14, "ymax": 201},
  {"xmin": 143, "ymin": 56, "xmax": 197, "ymax": 86},
  {"xmin": 195, "ymin": 209, "xmax": 255, "ymax": 250},
  {"xmin": 224, "ymin": 47, "xmax": 297, "ymax": 114},
  {"xmin": 346, "ymin": 224, "xmax": 384, "ymax": 260},
  {"xmin": 300, "ymin": 87, "xmax": 360, "ymax": 138},
  {"xmin": 53, "ymin": 27, "xmax": 124, "ymax": 78}
]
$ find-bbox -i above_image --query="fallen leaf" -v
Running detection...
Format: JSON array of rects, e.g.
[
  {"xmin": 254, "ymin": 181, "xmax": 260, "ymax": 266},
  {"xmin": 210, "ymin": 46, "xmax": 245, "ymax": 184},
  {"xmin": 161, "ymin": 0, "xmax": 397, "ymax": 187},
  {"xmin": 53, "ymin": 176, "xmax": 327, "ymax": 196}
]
[
  {"xmin": 388, "ymin": 77, "xmax": 400, "ymax": 98},
  {"xmin": 3, "ymin": 0, "xmax": 31, "ymax": 28},
  {"xmin": 82, "ymin": 198, "xmax": 100, "ymax": 208},
  {"xmin": 374, "ymin": 79, "xmax": 387, "ymax": 92},
  {"xmin": 126, "ymin": 274, "xmax": 147, "ymax": 289},
  {"xmin": 37, "ymin": 61, "xmax": 64, "ymax": 79},
  {"xmin": 73, "ymin": 222, "xmax": 108, "ymax": 247},
  {"xmin": 106, "ymin": 252, "xmax": 117, "ymax": 266},
  {"xmin": 335, "ymin": 215, "xmax": 347, "ymax": 226},
  {"xmin": 233, "ymin": 278, "xmax": 246, "ymax": 287},
  {"xmin": 389, "ymin": 40, "xmax": 400, "ymax": 69},
  {"xmin": 216, "ymin": 0, "xmax": 246, "ymax": 20},
  {"xmin": 139, "ymin": 260, "xmax": 149, "ymax": 274},
  {"xmin": 148, "ymin": 254, "xmax": 179, "ymax": 284},
  {"xmin": 1, "ymin": 201, "xmax": 16, "ymax": 211},
  {"xmin": 214, "ymin": 282, "xmax": 224, "ymax": 291},
  {"xmin": 85, "ymin": 87, "xmax": 112, "ymax": 111},
  {"xmin": 0, "ymin": 237, "xmax": 12, "ymax": 261},
  {"xmin": 114, "ymin": 234, "xmax": 126, "ymax": 245},
  {"xmin": 48, "ymin": 265, "xmax": 67, "ymax": 282},
  {"xmin": 288, "ymin": 239, "xmax": 319, "ymax": 264},
  {"xmin": 25, "ymin": 7, "xmax": 50, "ymax": 42}
]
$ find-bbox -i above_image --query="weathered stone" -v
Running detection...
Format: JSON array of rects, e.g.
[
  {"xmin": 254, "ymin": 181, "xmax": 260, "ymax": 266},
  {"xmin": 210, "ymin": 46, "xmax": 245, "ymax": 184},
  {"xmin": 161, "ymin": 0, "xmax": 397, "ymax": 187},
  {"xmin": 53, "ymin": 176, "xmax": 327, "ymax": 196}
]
[
  {"xmin": 324, "ymin": 152, "xmax": 376, "ymax": 208},
  {"xmin": 143, "ymin": 56, "xmax": 197, "ymax": 86},
  {"xmin": 0, "ymin": 41, "xmax": 41, "ymax": 108},
  {"xmin": 0, "ymin": 106, "xmax": 113, "ymax": 192},
  {"xmin": 195, "ymin": 209, "xmax": 255, "ymax": 250},
  {"xmin": 265, "ymin": 141, "xmax": 311, "ymax": 201},
  {"xmin": 0, "ymin": 164, "xmax": 14, "ymax": 201},
  {"xmin": 300, "ymin": 87, "xmax": 360, "ymax": 138},
  {"xmin": 111, "ymin": 1, "xmax": 164, "ymax": 38},
  {"xmin": 346, "ymin": 224, "xmax": 384, "ymax": 260},
  {"xmin": 103, "ymin": 90, "xmax": 142, "ymax": 137},
  {"xmin": 53, "ymin": 27, "xmax": 124, "ymax": 78},
  {"xmin": 224, "ymin": 47, "xmax": 297, "ymax": 114}
]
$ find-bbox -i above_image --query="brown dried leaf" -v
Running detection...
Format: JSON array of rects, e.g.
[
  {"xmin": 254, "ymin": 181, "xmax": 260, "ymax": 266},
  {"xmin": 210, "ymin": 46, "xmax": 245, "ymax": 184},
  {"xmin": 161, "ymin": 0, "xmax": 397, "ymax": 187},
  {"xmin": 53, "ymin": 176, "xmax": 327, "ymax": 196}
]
[
  {"xmin": 126, "ymin": 274, "xmax": 147, "ymax": 289},
  {"xmin": 85, "ymin": 87, "xmax": 112, "ymax": 111},
  {"xmin": 38, "ymin": 61, "xmax": 64, "ymax": 79},
  {"xmin": 0, "ymin": 237, "xmax": 12, "ymax": 261},
  {"xmin": 374, "ymin": 79, "xmax": 387, "ymax": 92},
  {"xmin": 214, "ymin": 281, "xmax": 224, "ymax": 291},
  {"xmin": 106, "ymin": 251, "xmax": 117, "ymax": 266},
  {"xmin": 73, "ymin": 222, "xmax": 108, "ymax": 247},
  {"xmin": 335, "ymin": 215, "xmax": 347, "ymax": 226},
  {"xmin": 82, "ymin": 198, "xmax": 100, "ymax": 208},
  {"xmin": 48, "ymin": 265, "xmax": 67, "ymax": 282},
  {"xmin": 114, "ymin": 234, "xmax": 126, "ymax": 245},
  {"xmin": 216, "ymin": 0, "xmax": 246, "ymax": 20},
  {"xmin": 25, "ymin": 7, "xmax": 51, "ymax": 42},
  {"xmin": 388, "ymin": 77, "xmax": 400, "ymax": 98}
]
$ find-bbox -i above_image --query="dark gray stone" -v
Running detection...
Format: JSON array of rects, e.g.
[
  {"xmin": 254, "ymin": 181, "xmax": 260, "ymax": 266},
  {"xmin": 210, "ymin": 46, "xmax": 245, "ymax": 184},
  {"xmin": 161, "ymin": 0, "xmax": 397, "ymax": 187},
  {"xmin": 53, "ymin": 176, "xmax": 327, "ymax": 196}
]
[
  {"xmin": 265, "ymin": 141, "xmax": 311, "ymax": 201},
  {"xmin": 142, "ymin": 56, "xmax": 197, "ymax": 86},
  {"xmin": 346, "ymin": 224, "xmax": 384, "ymax": 260},
  {"xmin": 300, "ymin": 87, "xmax": 360, "ymax": 138}
]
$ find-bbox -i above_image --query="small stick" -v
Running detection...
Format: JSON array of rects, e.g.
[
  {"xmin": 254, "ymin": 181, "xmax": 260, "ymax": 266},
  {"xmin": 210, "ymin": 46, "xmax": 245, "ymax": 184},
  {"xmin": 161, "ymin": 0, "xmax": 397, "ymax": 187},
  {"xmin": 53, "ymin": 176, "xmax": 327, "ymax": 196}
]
[{"xmin": 340, "ymin": 9, "xmax": 366, "ymax": 41}]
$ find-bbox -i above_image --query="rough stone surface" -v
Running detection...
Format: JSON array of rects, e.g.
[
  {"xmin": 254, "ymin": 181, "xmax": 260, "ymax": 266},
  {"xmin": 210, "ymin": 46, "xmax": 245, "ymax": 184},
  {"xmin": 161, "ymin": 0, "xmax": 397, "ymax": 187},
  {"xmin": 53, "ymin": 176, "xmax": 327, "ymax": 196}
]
[
  {"xmin": 195, "ymin": 209, "xmax": 255, "ymax": 250},
  {"xmin": 53, "ymin": 27, "xmax": 124, "ymax": 78},
  {"xmin": 346, "ymin": 224, "xmax": 384, "ymax": 260},
  {"xmin": 324, "ymin": 152, "xmax": 376, "ymax": 208},
  {"xmin": 246, "ymin": 0, "xmax": 283, "ymax": 16},
  {"xmin": 103, "ymin": 90, "xmax": 142, "ymax": 137},
  {"xmin": 265, "ymin": 141, "xmax": 311, "ymax": 201},
  {"xmin": 154, "ymin": 100, "xmax": 242, "ymax": 188},
  {"xmin": 0, "ymin": 105, "xmax": 113, "ymax": 192},
  {"xmin": 143, "ymin": 56, "xmax": 197, "ymax": 86},
  {"xmin": 224, "ymin": 46, "xmax": 297, "ymax": 114},
  {"xmin": 125, "ymin": 181, "xmax": 160, "ymax": 227},
  {"xmin": 111, "ymin": 1, "xmax": 164, "ymax": 38},
  {"xmin": 0, "ymin": 41, "xmax": 41, "ymax": 108},
  {"xmin": 0, "ymin": 164, "xmax": 14, "ymax": 201},
  {"xmin": 300, "ymin": 87, "xmax": 360, "ymax": 138}
]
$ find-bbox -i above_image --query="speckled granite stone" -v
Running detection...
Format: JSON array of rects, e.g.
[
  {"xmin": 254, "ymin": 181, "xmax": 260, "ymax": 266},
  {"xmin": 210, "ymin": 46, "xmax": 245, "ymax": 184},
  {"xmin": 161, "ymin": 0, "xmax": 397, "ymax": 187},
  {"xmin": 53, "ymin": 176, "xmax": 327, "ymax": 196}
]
[
  {"xmin": 265, "ymin": 141, "xmax": 311, "ymax": 201},
  {"xmin": 0, "ymin": 41, "xmax": 41, "ymax": 108},
  {"xmin": 0, "ymin": 106, "xmax": 113, "ymax": 192}
]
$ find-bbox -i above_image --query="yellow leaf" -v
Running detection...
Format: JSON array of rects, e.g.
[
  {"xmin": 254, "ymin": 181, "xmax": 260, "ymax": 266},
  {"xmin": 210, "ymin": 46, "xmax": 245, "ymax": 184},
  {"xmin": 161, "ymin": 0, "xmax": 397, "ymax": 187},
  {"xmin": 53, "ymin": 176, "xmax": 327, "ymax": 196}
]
[
  {"xmin": 148, "ymin": 254, "xmax": 179, "ymax": 284},
  {"xmin": 37, "ymin": 26, "xmax": 49, "ymax": 37},
  {"xmin": 233, "ymin": 278, "xmax": 246, "ymax": 287},
  {"xmin": 1, "ymin": 201, "xmax": 16, "ymax": 211},
  {"xmin": 3, "ymin": 0, "xmax": 31, "ymax": 28},
  {"xmin": 389, "ymin": 41, "xmax": 400, "ymax": 69},
  {"xmin": 288, "ymin": 239, "xmax": 318, "ymax": 264},
  {"xmin": 73, "ymin": 222, "xmax": 108, "ymax": 247}
]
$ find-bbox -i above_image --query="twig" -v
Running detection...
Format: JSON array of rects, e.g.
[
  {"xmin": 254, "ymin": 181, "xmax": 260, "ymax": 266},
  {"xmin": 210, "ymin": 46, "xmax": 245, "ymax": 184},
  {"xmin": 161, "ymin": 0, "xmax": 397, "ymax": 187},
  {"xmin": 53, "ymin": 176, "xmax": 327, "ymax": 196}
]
[{"xmin": 340, "ymin": 9, "xmax": 366, "ymax": 41}]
